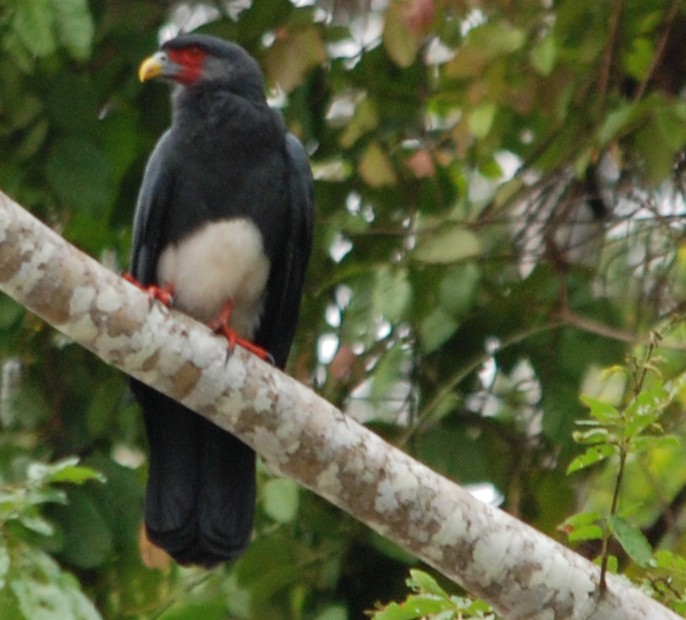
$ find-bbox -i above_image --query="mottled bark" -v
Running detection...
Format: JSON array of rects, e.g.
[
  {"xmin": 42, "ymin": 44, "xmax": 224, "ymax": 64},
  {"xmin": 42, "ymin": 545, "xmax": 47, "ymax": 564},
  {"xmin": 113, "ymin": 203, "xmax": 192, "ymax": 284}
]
[{"xmin": 0, "ymin": 190, "xmax": 678, "ymax": 619}]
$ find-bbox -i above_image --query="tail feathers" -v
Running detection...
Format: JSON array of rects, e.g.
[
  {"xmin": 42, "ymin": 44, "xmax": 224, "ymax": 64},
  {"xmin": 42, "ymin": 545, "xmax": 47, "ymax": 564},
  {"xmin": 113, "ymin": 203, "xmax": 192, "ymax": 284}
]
[{"xmin": 132, "ymin": 381, "xmax": 256, "ymax": 567}]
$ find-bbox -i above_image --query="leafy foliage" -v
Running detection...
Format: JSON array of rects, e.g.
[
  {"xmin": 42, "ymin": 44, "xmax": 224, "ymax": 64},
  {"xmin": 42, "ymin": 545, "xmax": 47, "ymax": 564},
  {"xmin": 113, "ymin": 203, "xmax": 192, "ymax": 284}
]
[
  {"xmin": 0, "ymin": 458, "xmax": 104, "ymax": 619},
  {"xmin": 2, "ymin": 0, "xmax": 686, "ymax": 617},
  {"xmin": 369, "ymin": 570, "xmax": 495, "ymax": 619},
  {"xmin": 563, "ymin": 333, "xmax": 686, "ymax": 607}
]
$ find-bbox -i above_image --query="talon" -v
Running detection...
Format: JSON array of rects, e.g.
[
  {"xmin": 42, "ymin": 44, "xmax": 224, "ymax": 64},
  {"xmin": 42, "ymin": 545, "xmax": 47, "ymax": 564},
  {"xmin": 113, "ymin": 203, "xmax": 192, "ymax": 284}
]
[
  {"xmin": 210, "ymin": 300, "xmax": 273, "ymax": 362},
  {"xmin": 123, "ymin": 273, "xmax": 175, "ymax": 307}
]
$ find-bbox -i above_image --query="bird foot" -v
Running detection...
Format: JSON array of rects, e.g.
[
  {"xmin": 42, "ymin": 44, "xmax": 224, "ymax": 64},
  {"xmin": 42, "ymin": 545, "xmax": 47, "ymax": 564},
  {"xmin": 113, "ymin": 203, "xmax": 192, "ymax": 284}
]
[
  {"xmin": 209, "ymin": 301, "xmax": 274, "ymax": 364},
  {"xmin": 123, "ymin": 273, "xmax": 175, "ymax": 307}
]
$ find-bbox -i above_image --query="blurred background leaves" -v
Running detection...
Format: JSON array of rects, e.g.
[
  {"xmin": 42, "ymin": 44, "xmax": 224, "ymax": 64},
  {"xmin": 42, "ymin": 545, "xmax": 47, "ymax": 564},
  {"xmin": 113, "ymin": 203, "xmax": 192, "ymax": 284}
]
[{"xmin": 2, "ymin": 0, "xmax": 686, "ymax": 617}]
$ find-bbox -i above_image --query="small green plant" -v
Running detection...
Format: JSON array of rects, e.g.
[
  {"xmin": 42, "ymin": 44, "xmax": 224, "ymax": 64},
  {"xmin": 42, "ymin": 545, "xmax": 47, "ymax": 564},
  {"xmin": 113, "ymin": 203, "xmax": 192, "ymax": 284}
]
[
  {"xmin": 0, "ymin": 457, "xmax": 105, "ymax": 619},
  {"xmin": 367, "ymin": 569, "xmax": 496, "ymax": 619},
  {"xmin": 564, "ymin": 331, "xmax": 685, "ymax": 595}
]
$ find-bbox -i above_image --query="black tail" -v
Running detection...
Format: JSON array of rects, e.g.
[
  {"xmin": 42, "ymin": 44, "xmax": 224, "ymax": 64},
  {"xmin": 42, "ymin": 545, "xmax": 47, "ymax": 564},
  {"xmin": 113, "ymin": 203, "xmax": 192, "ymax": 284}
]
[{"xmin": 132, "ymin": 380, "xmax": 255, "ymax": 567}]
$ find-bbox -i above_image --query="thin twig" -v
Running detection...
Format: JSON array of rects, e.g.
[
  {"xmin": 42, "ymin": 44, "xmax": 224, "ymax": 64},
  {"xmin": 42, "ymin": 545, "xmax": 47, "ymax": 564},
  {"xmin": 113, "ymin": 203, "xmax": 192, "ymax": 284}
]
[
  {"xmin": 633, "ymin": 0, "xmax": 682, "ymax": 102},
  {"xmin": 597, "ymin": 0, "xmax": 625, "ymax": 108}
]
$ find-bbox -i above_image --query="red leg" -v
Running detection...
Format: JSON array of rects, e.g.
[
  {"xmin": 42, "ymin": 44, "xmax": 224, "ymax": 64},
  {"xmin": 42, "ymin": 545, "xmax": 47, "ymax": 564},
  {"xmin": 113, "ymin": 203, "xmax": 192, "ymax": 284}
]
[
  {"xmin": 209, "ymin": 300, "xmax": 273, "ymax": 363},
  {"xmin": 123, "ymin": 273, "xmax": 175, "ymax": 306}
]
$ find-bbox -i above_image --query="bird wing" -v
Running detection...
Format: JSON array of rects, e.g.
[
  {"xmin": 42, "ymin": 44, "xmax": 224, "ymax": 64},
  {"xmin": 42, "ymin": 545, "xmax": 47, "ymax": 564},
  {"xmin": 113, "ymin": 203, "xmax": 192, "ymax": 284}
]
[
  {"xmin": 254, "ymin": 132, "xmax": 315, "ymax": 368},
  {"xmin": 130, "ymin": 130, "xmax": 175, "ymax": 286}
]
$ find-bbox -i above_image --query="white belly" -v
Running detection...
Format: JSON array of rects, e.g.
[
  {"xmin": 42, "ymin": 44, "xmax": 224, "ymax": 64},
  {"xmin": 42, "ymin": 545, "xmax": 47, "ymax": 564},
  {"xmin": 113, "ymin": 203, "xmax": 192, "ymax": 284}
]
[{"xmin": 157, "ymin": 218, "xmax": 270, "ymax": 339}]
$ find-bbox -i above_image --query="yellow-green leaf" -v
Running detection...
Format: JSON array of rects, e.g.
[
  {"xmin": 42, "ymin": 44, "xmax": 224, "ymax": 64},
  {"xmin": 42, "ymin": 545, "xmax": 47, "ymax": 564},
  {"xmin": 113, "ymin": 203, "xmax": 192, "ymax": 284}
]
[
  {"xmin": 468, "ymin": 102, "xmax": 497, "ymax": 139},
  {"xmin": 358, "ymin": 142, "xmax": 397, "ymax": 188},
  {"xmin": 266, "ymin": 26, "xmax": 326, "ymax": 93},
  {"xmin": 413, "ymin": 225, "xmax": 481, "ymax": 264},
  {"xmin": 263, "ymin": 478, "xmax": 299, "ymax": 523},
  {"xmin": 341, "ymin": 99, "xmax": 379, "ymax": 148},
  {"xmin": 530, "ymin": 35, "xmax": 557, "ymax": 75},
  {"xmin": 566, "ymin": 444, "xmax": 615, "ymax": 474},
  {"xmin": 383, "ymin": 1, "xmax": 419, "ymax": 68}
]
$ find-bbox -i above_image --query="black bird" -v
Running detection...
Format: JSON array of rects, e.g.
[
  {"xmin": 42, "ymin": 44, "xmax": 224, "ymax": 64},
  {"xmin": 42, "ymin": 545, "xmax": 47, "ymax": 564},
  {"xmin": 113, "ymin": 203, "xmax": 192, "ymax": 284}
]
[{"xmin": 129, "ymin": 34, "xmax": 314, "ymax": 567}]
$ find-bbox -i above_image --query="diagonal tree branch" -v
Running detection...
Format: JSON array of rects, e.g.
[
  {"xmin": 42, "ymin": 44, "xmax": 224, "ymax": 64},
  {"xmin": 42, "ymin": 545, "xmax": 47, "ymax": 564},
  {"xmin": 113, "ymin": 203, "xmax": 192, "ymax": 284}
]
[{"xmin": 0, "ymin": 189, "xmax": 678, "ymax": 619}]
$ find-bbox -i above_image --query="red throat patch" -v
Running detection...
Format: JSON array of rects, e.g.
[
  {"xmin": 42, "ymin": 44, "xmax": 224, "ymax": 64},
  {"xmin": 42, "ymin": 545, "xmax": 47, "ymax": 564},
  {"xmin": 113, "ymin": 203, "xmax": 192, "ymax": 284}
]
[{"xmin": 166, "ymin": 46, "xmax": 207, "ymax": 84}]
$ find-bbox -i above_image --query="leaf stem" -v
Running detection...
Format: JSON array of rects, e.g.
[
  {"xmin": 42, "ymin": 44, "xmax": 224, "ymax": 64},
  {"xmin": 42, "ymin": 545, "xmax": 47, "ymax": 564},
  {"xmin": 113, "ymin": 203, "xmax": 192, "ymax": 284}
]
[{"xmin": 600, "ymin": 438, "xmax": 627, "ymax": 590}]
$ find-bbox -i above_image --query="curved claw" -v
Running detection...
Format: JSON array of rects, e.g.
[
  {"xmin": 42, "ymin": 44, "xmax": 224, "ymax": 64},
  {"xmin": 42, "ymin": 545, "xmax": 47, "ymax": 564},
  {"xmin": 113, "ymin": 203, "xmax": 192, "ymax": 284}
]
[
  {"xmin": 210, "ymin": 300, "xmax": 273, "ymax": 363},
  {"xmin": 123, "ymin": 273, "xmax": 175, "ymax": 307}
]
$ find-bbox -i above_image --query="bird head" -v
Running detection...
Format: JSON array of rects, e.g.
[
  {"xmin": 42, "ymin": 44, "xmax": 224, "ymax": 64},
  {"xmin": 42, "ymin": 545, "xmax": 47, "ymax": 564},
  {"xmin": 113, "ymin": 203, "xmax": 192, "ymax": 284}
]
[{"xmin": 139, "ymin": 34, "xmax": 265, "ymax": 98}]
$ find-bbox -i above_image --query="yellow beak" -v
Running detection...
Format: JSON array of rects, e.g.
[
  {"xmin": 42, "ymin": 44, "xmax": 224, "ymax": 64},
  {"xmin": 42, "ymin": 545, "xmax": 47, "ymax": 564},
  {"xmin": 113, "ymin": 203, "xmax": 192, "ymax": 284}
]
[{"xmin": 138, "ymin": 52, "xmax": 166, "ymax": 82}]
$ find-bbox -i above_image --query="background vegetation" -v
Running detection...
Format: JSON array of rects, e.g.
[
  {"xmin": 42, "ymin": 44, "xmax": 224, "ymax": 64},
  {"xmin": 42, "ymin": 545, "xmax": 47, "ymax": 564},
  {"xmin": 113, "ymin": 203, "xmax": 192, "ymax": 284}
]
[{"xmin": 2, "ymin": 0, "xmax": 686, "ymax": 617}]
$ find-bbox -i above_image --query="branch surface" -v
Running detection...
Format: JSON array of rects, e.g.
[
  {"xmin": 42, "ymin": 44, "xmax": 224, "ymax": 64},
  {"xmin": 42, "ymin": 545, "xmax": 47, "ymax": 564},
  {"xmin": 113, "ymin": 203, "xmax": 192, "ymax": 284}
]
[{"xmin": 0, "ymin": 190, "xmax": 678, "ymax": 620}]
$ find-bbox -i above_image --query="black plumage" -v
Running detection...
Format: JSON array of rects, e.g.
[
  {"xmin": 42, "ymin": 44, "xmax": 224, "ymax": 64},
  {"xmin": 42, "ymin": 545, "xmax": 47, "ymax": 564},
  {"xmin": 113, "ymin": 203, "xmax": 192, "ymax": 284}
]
[{"xmin": 129, "ymin": 34, "xmax": 314, "ymax": 566}]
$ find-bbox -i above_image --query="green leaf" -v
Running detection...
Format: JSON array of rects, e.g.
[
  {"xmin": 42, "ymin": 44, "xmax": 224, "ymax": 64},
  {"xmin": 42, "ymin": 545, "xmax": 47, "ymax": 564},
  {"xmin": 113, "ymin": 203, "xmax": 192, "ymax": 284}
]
[
  {"xmin": 631, "ymin": 434, "xmax": 680, "ymax": 454},
  {"xmin": 158, "ymin": 602, "xmax": 227, "ymax": 620},
  {"xmin": 359, "ymin": 142, "xmax": 397, "ymax": 188},
  {"xmin": 635, "ymin": 112, "xmax": 684, "ymax": 184},
  {"xmin": 50, "ymin": 488, "xmax": 113, "ymax": 569},
  {"xmin": 566, "ymin": 444, "xmax": 615, "ymax": 474},
  {"xmin": 596, "ymin": 554, "xmax": 619, "ymax": 574},
  {"xmin": 265, "ymin": 26, "xmax": 326, "ymax": 92},
  {"xmin": 580, "ymin": 396, "xmax": 619, "ymax": 424},
  {"xmin": 0, "ymin": 544, "xmax": 9, "ymax": 589},
  {"xmin": 623, "ymin": 37, "xmax": 654, "ymax": 81},
  {"xmin": 47, "ymin": 464, "xmax": 105, "ymax": 486},
  {"xmin": 86, "ymin": 378, "xmax": 128, "ymax": 440},
  {"xmin": 608, "ymin": 515, "xmax": 655, "ymax": 568},
  {"xmin": 572, "ymin": 427, "xmax": 610, "ymax": 445},
  {"xmin": 624, "ymin": 382, "xmax": 668, "ymax": 436},
  {"xmin": 445, "ymin": 21, "xmax": 525, "ymax": 78},
  {"xmin": 15, "ymin": 119, "xmax": 49, "ymax": 161},
  {"xmin": 418, "ymin": 306, "xmax": 459, "ymax": 354},
  {"xmin": 383, "ymin": 1, "xmax": 419, "ymax": 68},
  {"xmin": 568, "ymin": 523, "xmax": 604, "ymax": 542},
  {"xmin": 654, "ymin": 549, "xmax": 686, "ymax": 575},
  {"xmin": 29, "ymin": 457, "xmax": 105, "ymax": 486},
  {"xmin": 468, "ymin": 102, "xmax": 497, "ymax": 139},
  {"xmin": 262, "ymin": 478, "xmax": 299, "ymax": 523},
  {"xmin": 596, "ymin": 103, "xmax": 639, "ymax": 144},
  {"xmin": 413, "ymin": 225, "xmax": 480, "ymax": 265},
  {"xmin": 407, "ymin": 569, "xmax": 448, "ymax": 598},
  {"xmin": 11, "ymin": 0, "xmax": 56, "ymax": 58},
  {"xmin": 50, "ymin": 0, "xmax": 94, "ymax": 60},
  {"xmin": 374, "ymin": 266, "xmax": 411, "ymax": 323},
  {"xmin": 564, "ymin": 511, "xmax": 602, "ymax": 528},
  {"xmin": 654, "ymin": 104, "xmax": 686, "ymax": 151},
  {"xmin": 18, "ymin": 513, "xmax": 54, "ymax": 537},
  {"xmin": 313, "ymin": 606, "xmax": 348, "ymax": 620},
  {"xmin": 340, "ymin": 98, "xmax": 379, "ymax": 148},
  {"xmin": 235, "ymin": 532, "xmax": 309, "ymax": 604},
  {"xmin": 9, "ymin": 544, "xmax": 102, "ymax": 620},
  {"xmin": 562, "ymin": 512, "xmax": 605, "ymax": 542},
  {"xmin": 530, "ymin": 35, "xmax": 557, "ymax": 75},
  {"xmin": 370, "ymin": 344, "xmax": 406, "ymax": 405},
  {"xmin": 78, "ymin": 455, "xmax": 143, "ymax": 552},
  {"xmin": 370, "ymin": 595, "xmax": 451, "ymax": 620},
  {"xmin": 438, "ymin": 264, "xmax": 480, "ymax": 316}
]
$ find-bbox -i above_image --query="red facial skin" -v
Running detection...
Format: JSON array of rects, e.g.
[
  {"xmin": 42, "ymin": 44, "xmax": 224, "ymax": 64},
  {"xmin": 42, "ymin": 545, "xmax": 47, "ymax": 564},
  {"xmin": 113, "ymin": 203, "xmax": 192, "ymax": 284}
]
[{"xmin": 166, "ymin": 46, "xmax": 208, "ymax": 84}]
